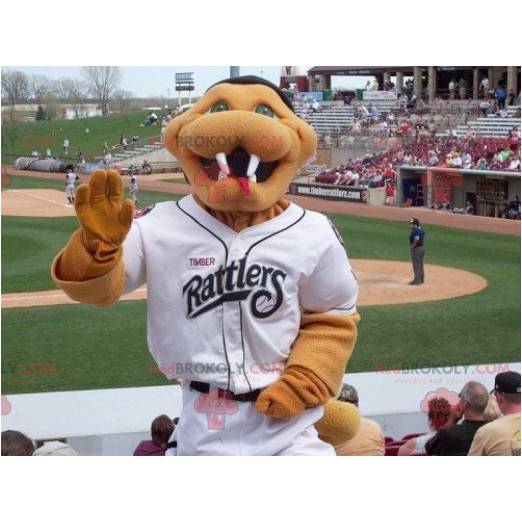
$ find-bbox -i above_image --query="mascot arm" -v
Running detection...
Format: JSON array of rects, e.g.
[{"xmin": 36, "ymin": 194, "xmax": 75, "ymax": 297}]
[
  {"xmin": 255, "ymin": 311, "xmax": 359, "ymax": 419},
  {"xmin": 50, "ymin": 170, "xmax": 145, "ymax": 307},
  {"xmin": 256, "ymin": 232, "xmax": 359, "ymax": 419}
]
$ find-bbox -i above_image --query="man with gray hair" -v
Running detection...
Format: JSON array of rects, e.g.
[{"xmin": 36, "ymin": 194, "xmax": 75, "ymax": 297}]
[{"xmin": 426, "ymin": 381, "xmax": 489, "ymax": 456}]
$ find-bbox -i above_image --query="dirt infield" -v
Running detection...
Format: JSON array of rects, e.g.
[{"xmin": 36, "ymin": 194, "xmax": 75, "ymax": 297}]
[
  {"xmin": 2, "ymin": 189, "xmax": 76, "ymax": 217},
  {"xmin": 4, "ymin": 169, "xmax": 519, "ymax": 236},
  {"xmin": 2, "ymin": 259, "xmax": 486, "ymax": 309}
]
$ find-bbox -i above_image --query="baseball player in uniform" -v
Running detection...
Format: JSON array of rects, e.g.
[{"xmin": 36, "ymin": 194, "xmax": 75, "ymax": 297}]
[
  {"xmin": 65, "ymin": 169, "xmax": 78, "ymax": 205},
  {"xmin": 129, "ymin": 173, "xmax": 139, "ymax": 204},
  {"xmin": 51, "ymin": 77, "xmax": 360, "ymax": 455}
]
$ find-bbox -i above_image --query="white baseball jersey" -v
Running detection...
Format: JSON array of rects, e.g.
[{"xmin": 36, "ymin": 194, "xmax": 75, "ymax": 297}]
[
  {"xmin": 65, "ymin": 172, "xmax": 76, "ymax": 186},
  {"xmin": 130, "ymin": 176, "xmax": 138, "ymax": 192},
  {"xmin": 123, "ymin": 194, "xmax": 358, "ymax": 394}
]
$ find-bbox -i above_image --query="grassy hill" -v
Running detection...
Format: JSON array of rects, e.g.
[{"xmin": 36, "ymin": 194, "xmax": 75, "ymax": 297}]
[{"xmin": 1, "ymin": 110, "xmax": 165, "ymax": 163}]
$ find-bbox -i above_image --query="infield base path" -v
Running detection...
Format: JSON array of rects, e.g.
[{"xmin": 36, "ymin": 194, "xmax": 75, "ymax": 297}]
[{"xmin": 2, "ymin": 260, "xmax": 487, "ymax": 309}]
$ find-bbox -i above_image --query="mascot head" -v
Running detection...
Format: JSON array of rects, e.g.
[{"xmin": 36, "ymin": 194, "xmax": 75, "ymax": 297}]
[{"xmin": 164, "ymin": 76, "xmax": 317, "ymax": 212}]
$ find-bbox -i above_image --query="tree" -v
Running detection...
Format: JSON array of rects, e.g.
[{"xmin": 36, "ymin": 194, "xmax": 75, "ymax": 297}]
[
  {"xmin": 29, "ymin": 75, "xmax": 53, "ymax": 102},
  {"xmin": 35, "ymin": 105, "xmax": 48, "ymax": 120},
  {"xmin": 82, "ymin": 66, "xmax": 121, "ymax": 116},
  {"xmin": 59, "ymin": 78, "xmax": 88, "ymax": 117},
  {"xmin": 1, "ymin": 70, "xmax": 30, "ymax": 105},
  {"xmin": 112, "ymin": 89, "xmax": 134, "ymax": 113}
]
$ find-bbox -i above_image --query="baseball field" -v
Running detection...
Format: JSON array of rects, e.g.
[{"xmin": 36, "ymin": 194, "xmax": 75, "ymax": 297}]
[{"xmin": 1, "ymin": 172, "xmax": 520, "ymax": 395}]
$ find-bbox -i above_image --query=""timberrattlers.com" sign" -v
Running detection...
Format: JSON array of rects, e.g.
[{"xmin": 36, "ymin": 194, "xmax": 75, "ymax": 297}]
[{"xmin": 289, "ymin": 182, "xmax": 368, "ymax": 203}]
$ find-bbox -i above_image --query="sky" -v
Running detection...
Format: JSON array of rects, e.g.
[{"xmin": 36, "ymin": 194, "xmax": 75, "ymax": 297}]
[
  {"xmin": 3, "ymin": 66, "xmax": 281, "ymax": 97},
  {"xmin": 3, "ymin": 66, "xmax": 373, "ymax": 97}
]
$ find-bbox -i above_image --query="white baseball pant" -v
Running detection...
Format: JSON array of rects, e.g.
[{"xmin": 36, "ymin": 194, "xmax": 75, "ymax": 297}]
[{"xmin": 165, "ymin": 383, "xmax": 334, "ymax": 456}]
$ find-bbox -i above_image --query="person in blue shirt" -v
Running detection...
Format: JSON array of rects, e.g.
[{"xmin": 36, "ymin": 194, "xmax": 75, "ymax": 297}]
[
  {"xmin": 495, "ymin": 84, "xmax": 506, "ymax": 110},
  {"xmin": 409, "ymin": 218, "xmax": 425, "ymax": 285}
]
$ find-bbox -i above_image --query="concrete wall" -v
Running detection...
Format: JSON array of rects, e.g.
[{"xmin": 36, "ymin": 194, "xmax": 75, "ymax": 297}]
[
  {"xmin": 4, "ymin": 362, "xmax": 519, "ymax": 455},
  {"xmin": 121, "ymin": 147, "xmax": 177, "ymax": 167}
]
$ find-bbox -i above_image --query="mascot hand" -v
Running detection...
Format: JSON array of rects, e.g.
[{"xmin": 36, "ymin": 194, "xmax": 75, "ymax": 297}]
[
  {"xmin": 255, "ymin": 366, "xmax": 330, "ymax": 419},
  {"xmin": 75, "ymin": 170, "xmax": 134, "ymax": 254}
]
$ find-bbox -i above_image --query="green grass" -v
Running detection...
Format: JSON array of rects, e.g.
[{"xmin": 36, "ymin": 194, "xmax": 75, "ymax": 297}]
[
  {"xmin": 1, "ymin": 110, "xmax": 164, "ymax": 161},
  {"xmin": 1, "ymin": 175, "xmax": 520, "ymax": 394},
  {"xmin": 161, "ymin": 177, "xmax": 188, "ymax": 184},
  {"xmin": 1, "ymin": 301, "xmax": 168, "ymax": 393},
  {"xmin": 1, "ymin": 176, "xmax": 181, "ymax": 293}
]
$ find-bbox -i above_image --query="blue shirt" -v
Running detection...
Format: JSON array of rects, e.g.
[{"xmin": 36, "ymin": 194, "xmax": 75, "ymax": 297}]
[{"xmin": 410, "ymin": 226, "xmax": 425, "ymax": 247}]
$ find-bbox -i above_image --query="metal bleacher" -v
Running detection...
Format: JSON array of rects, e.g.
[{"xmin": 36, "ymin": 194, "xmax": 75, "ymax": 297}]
[
  {"xmin": 439, "ymin": 116, "xmax": 521, "ymax": 138},
  {"xmin": 302, "ymin": 105, "xmax": 355, "ymax": 134}
]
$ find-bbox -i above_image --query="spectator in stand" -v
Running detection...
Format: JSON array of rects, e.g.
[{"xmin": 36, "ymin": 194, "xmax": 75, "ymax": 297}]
[
  {"xmin": 399, "ymin": 397, "xmax": 452, "ymax": 456},
  {"xmin": 1, "ymin": 430, "xmax": 35, "ymax": 456},
  {"xmin": 45, "ymin": 146, "xmax": 52, "ymax": 157},
  {"xmin": 426, "ymin": 381, "xmax": 489, "ymax": 456},
  {"xmin": 134, "ymin": 414, "xmax": 175, "ymax": 456},
  {"xmin": 507, "ymin": 88, "xmax": 516, "ymax": 107},
  {"xmin": 63, "ymin": 138, "xmax": 70, "ymax": 155},
  {"xmin": 479, "ymin": 76, "xmax": 489, "ymax": 97},
  {"xmin": 468, "ymin": 371, "xmax": 521, "ymax": 456},
  {"xmin": 483, "ymin": 393, "xmax": 501, "ymax": 423},
  {"xmin": 462, "ymin": 150, "xmax": 473, "ymax": 169},
  {"xmin": 476, "ymin": 157, "xmax": 488, "ymax": 170},
  {"xmin": 495, "ymin": 83, "xmax": 507, "ymax": 110},
  {"xmin": 448, "ymin": 79, "xmax": 456, "ymax": 100},
  {"xmin": 479, "ymin": 97, "xmax": 492, "ymax": 117},
  {"xmin": 458, "ymin": 78, "xmax": 467, "ymax": 100},
  {"xmin": 427, "ymin": 150, "xmax": 439, "ymax": 166},
  {"xmin": 508, "ymin": 155, "xmax": 520, "ymax": 172},
  {"xmin": 333, "ymin": 384, "xmax": 385, "ymax": 456},
  {"xmin": 509, "ymin": 126, "xmax": 521, "ymax": 152}
]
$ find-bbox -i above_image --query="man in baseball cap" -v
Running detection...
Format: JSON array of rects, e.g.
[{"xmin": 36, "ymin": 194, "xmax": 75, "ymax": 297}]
[
  {"xmin": 333, "ymin": 384, "xmax": 385, "ymax": 456},
  {"xmin": 409, "ymin": 218, "xmax": 425, "ymax": 285},
  {"xmin": 468, "ymin": 371, "xmax": 521, "ymax": 456}
]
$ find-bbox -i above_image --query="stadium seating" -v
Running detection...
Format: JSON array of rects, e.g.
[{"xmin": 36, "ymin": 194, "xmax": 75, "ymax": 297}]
[
  {"xmin": 304, "ymin": 105, "xmax": 355, "ymax": 134},
  {"xmin": 439, "ymin": 117, "xmax": 521, "ymax": 138}
]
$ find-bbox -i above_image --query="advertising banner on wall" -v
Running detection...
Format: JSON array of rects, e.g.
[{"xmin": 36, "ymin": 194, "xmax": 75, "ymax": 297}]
[
  {"xmin": 289, "ymin": 182, "xmax": 368, "ymax": 203},
  {"xmin": 363, "ymin": 90, "xmax": 397, "ymax": 100}
]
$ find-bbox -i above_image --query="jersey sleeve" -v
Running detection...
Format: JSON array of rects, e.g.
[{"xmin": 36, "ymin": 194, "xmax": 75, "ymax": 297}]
[
  {"xmin": 123, "ymin": 220, "xmax": 147, "ymax": 294},
  {"xmin": 298, "ymin": 218, "xmax": 358, "ymax": 315}
]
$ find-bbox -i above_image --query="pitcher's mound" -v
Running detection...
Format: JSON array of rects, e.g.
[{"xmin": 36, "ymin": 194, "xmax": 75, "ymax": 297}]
[
  {"xmin": 2, "ymin": 189, "xmax": 76, "ymax": 217},
  {"xmin": 351, "ymin": 259, "xmax": 487, "ymax": 306}
]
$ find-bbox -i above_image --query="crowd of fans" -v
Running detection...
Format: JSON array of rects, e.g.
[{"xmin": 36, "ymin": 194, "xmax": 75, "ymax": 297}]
[
  {"xmin": 316, "ymin": 134, "xmax": 521, "ymax": 192},
  {"xmin": 3, "ymin": 370, "xmax": 519, "ymax": 457}
]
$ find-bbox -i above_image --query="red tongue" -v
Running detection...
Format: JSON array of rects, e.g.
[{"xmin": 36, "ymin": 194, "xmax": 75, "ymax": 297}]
[{"xmin": 237, "ymin": 177, "xmax": 250, "ymax": 196}]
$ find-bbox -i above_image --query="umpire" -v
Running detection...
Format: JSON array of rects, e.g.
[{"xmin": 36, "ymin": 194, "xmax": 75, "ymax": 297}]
[{"xmin": 409, "ymin": 218, "xmax": 425, "ymax": 285}]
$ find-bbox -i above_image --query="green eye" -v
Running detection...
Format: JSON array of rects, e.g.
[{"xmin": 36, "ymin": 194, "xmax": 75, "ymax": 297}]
[
  {"xmin": 255, "ymin": 104, "xmax": 275, "ymax": 118},
  {"xmin": 210, "ymin": 101, "xmax": 229, "ymax": 113}
]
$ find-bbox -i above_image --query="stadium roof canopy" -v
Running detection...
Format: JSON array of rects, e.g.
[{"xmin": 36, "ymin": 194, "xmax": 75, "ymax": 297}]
[{"xmin": 308, "ymin": 66, "xmax": 482, "ymax": 76}]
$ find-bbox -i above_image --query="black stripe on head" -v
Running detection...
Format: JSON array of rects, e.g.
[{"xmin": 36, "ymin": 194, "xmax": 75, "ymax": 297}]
[{"xmin": 206, "ymin": 75, "xmax": 295, "ymax": 113}]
